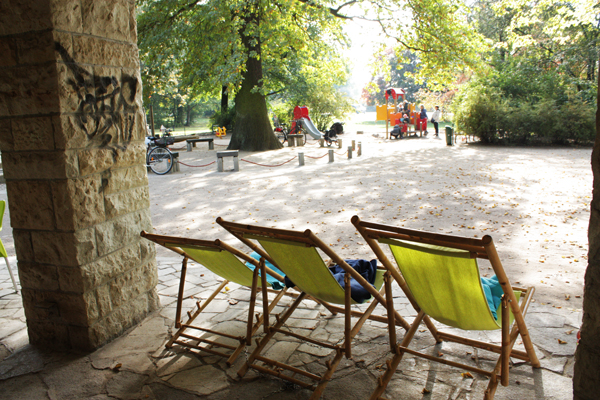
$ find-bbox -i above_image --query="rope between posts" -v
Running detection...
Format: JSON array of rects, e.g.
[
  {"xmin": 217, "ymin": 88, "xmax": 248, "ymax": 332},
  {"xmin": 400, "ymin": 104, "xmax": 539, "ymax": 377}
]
[
  {"xmin": 335, "ymin": 150, "xmax": 348, "ymax": 156},
  {"xmin": 177, "ymin": 160, "xmax": 216, "ymax": 168},
  {"xmin": 241, "ymin": 156, "xmax": 297, "ymax": 167},
  {"xmin": 305, "ymin": 153, "xmax": 329, "ymax": 159}
]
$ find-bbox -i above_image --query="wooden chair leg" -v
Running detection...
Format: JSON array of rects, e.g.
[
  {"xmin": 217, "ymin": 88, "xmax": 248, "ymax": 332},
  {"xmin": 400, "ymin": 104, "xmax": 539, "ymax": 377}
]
[
  {"xmin": 175, "ymin": 257, "xmax": 189, "ymax": 328},
  {"xmin": 384, "ymin": 272, "xmax": 397, "ymax": 352},
  {"xmin": 370, "ymin": 311, "xmax": 425, "ymax": 400},
  {"xmin": 501, "ymin": 295, "xmax": 510, "ymax": 386},
  {"xmin": 238, "ymin": 292, "xmax": 308, "ymax": 377}
]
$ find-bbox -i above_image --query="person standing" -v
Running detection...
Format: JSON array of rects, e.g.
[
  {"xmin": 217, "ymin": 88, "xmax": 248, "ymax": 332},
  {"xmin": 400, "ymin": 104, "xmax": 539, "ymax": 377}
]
[
  {"xmin": 419, "ymin": 104, "xmax": 428, "ymax": 135},
  {"xmin": 431, "ymin": 105, "xmax": 442, "ymax": 137}
]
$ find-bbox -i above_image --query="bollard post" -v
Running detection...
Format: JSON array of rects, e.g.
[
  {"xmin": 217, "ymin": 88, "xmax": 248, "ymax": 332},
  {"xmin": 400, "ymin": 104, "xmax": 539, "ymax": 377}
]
[
  {"xmin": 352, "ymin": 140, "xmax": 356, "ymax": 151},
  {"xmin": 328, "ymin": 149, "xmax": 334, "ymax": 163},
  {"xmin": 319, "ymin": 138, "xmax": 325, "ymax": 147},
  {"xmin": 348, "ymin": 146, "xmax": 353, "ymax": 159},
  {"xmin": 358, "ymin": 142, "xmax": 362, "ymax": 156},
  {"xmin": 298, "ymin": 152, "xmax": 305, "ymax": 166},
  {"xmin": 338, "ymin": 139, "xmax": 342, "ymax": 149}
]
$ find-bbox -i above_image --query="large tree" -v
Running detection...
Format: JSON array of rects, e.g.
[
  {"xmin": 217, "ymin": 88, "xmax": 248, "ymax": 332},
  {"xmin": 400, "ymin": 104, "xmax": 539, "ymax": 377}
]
[
  {"xmin": 138, "ymin": 0, "xmax": 484, "ymax": 151},
  {"xmin": 573, "ymin": 60, "xmax": 600, "ymax": 399}
]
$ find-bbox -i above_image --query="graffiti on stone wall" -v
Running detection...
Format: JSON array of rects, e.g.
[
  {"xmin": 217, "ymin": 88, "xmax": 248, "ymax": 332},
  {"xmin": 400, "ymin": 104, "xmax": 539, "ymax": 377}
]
[{"xmin": 55, "ymin": 42, "xmax": 139, "ymax": 156}]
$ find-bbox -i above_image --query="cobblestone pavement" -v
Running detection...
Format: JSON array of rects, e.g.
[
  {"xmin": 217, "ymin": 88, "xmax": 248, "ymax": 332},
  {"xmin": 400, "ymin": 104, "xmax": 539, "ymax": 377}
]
[{"xmin": 0, "ymin": 255, "xmax": 579, "ymax": 399}]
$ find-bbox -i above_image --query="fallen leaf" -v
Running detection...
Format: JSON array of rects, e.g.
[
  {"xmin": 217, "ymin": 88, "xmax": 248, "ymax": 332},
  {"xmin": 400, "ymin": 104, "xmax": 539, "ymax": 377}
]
[
  {"xmin": 461, "ymin": 372, "xmax": 474, "ymax": 379},
  {"xmin": 558, "ymin": 339, "xmax": 567, "ymax": 344},
  {"xmin": 422, "ymin": 388, "xmax": 431, "ymax": 394},
  {"xmin": 229, "ymin": 299, "xmax": 239, "ymax": 305}
]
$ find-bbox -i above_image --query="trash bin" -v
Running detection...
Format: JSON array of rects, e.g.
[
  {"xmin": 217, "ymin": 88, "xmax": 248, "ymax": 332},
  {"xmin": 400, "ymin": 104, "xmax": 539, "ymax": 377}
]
[{"xmin": 445, "ymin": 126, "xmax": 454, "ymax": 146}]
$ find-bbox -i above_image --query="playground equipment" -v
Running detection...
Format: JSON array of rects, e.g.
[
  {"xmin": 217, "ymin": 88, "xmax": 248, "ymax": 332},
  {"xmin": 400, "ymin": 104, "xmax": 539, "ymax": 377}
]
[
  {"xmin": 215, "ymin": 127, "xmax": 227, "ymax": 138},
  {"xmin": 286, "ymin": 106, "xmax": 341, "ymax": 146},
  {"xmin": 375, "ymin": 88, "xmax": 428, "ymax": 139}
]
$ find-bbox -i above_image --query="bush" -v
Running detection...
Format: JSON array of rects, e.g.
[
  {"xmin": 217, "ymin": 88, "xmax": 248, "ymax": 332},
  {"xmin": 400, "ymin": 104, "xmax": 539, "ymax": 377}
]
[
  {"xmin": 454, "ymin": 76, "xmax": 596, "ymax": 145},
  {"xmin": 210, "ymin": 107, "xmax": 236, "ymax": 131}
]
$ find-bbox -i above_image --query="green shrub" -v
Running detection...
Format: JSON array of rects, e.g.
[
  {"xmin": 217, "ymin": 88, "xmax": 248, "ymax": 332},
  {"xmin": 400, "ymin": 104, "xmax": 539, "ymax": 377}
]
[
  {"xmin": 455, "ymin": 82, "xmax": 596, "ymax": 144},
  {"xmin": 210, "ymin": 107, "xmax": 236, "ymax": 131}
]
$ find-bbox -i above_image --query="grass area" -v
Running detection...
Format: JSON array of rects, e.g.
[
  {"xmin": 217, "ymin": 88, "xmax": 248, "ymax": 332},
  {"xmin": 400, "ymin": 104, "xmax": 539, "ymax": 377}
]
[{"xmin": 160, "ymin": 118, "xmax": 213, "ymax": 135}]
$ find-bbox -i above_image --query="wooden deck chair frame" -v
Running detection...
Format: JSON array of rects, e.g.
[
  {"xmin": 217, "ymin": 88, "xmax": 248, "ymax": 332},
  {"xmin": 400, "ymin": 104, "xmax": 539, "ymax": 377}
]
[
  {"xmin": 351, "ymin": 216, "xmax": 540, "ymax": 400},
  {"xmin": 141, "ymin": 231, "xmax": 288, "ymax": 366},
  {"xmin": 216, "ymin": 217, "xmax": 411, "ymax": 399}
]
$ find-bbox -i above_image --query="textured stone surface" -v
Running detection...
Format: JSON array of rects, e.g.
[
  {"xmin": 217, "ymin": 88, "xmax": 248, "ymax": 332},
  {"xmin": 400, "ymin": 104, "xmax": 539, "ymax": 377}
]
[
  {"xmin": 104, "ymin": 186, "xmax": 150, "ymax": 219},
  {"xmin": 167, "ymin": 365, "xmax": 229, "ymax": 396},
  {"xmin": 2, "ymin": 149, "xmax": 77, "ymax": 180},
  {"xmin": 6, "ymin": 181, "xmax": 55, "ymax": 230},
  {"xmin": 31, "ymin": 228, "xmax": 97, "ymax": 267},
  {"xmin": 17, "ymin": 261, "xmax": 59, "ymax": 291},
  {"xmin": 78, "ymin": 148, "xmax": 116, "ymax": 177},
  {"xmin": 95, "ymin": 210, "xmax": 151, "ymax": 257},
  {"xmin": 0, "ymin": 1, "xmax": 52, "ymax": 36},
  {"xmin": 0, "ymin": 256, "xmax": 582, "ymax": 399},
  {"xmin": 11, "ymin": 116, "xmax": 55, "ymax": 151},
  {"xmin": 81, "ymin": 0, "xmax": 136, "ymax": 43},
  {"xmin": 0, "ymin": 63, "xmax": 59, "ymax": 117},
  {"xmin": 16, "ymin": 30, "xmax": 56, "ymax": 65},
  {"xmin": 52, "ymin": 177, "xmax": 106, "ymax": 230},
  {"xmin": 102, "ymin": 165, "xmax": 148, "ymax": 195}
]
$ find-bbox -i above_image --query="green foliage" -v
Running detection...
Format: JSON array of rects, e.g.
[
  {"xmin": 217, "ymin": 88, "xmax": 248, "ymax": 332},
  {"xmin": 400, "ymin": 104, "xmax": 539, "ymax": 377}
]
[
  {"xmin": 454, "ymin": 74, "xmax": 596, "ymax": 144},
  {"xmin": 450, "ymin": 0, "xmax": 598, "ymax": 146},
  {"xmin": 210, "ymin": 107, "xmax": 236, "ymax": 131}
]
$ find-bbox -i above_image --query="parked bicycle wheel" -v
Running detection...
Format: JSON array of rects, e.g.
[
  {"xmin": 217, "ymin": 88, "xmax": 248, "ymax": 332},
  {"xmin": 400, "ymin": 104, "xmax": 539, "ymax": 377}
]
[{"xmin": 147, "ymin": 147, "xmax": 173, "ymax": 175}]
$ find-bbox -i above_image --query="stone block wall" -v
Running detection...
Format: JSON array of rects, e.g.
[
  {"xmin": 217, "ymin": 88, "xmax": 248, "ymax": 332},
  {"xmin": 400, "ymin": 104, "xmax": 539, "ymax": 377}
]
[{"xmin": 0, "ymin": 0, "xmax": 158, "ymax": 350}]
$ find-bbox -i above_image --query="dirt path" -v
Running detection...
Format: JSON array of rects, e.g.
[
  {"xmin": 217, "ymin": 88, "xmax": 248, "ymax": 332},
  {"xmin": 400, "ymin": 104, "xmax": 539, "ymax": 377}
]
[
  {"xmin": 145, "ymin": 123, "xmax": 591, "ymax": 313},
  {"xmin": 0, "ymin": 117, "xmax": 591, "ymax": 312}
]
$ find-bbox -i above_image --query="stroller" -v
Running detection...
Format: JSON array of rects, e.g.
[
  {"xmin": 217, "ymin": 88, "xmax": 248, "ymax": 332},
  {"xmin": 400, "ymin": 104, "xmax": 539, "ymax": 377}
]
[{"xmin": 323, "ymin": 122, "xmax": 344, "ymax": 146}]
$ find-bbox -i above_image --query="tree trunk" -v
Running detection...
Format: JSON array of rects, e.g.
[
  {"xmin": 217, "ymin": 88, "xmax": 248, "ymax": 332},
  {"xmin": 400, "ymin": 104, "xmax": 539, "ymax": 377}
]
[
  {"xmin": 573, "ymin": 59, "xmax": 600, "ymax": 399},
  {"xmin": 221, "ymin": 85, "xmax": 229, "ymax": 114},
  {"xmin": 228, "ymin": 4, "xmax": 282, "ymax": 151}
]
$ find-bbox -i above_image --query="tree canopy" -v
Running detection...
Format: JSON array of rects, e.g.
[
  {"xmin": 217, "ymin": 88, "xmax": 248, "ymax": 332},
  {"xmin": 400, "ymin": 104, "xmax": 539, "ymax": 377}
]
[{"xmin": 137, "ymin": 0, "xmax": 486, "ymax": 150}]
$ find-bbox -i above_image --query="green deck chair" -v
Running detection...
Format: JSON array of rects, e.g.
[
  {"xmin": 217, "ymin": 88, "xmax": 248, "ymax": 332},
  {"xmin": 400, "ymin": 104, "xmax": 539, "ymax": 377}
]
[
  {"xmin": 0, "ymin": 201, "xmax": 18, "ymax": 293},
  {"xmin": 141, "ymin": 231, "xmax": 288, "ymax": 366},
  {"xmin": 352, "ymin": 216, "xmax": 540, "ymax": 400},
  {"xmin": 217, "ymin": 217, "xmax": 411, "ymax": 400}
]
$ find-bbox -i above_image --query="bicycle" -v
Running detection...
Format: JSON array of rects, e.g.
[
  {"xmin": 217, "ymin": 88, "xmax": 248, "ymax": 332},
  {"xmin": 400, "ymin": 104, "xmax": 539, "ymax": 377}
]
[
  {"xmin": 275, "ymin": 122, "xmax": 307, "ymax": 145},
  {"xmin": 146, "ymin": 134, "xmax": 174, "ymax": 175}
]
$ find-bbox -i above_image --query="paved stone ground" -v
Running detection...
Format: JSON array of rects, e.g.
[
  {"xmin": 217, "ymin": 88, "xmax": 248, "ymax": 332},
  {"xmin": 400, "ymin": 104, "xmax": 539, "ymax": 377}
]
[
  {"xmin": 0, "ymin": 254, "xmax": 579, "ymax": 399},
  {"xmin": 0, "ymin": 117, "xmax": 589, "ymax": 398}
]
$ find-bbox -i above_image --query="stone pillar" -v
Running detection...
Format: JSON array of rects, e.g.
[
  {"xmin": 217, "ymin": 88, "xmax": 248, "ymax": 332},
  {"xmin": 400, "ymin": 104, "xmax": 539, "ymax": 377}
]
[{"xmin": 0, "ymin": 1, "xmax": 158, "ymax": 350}]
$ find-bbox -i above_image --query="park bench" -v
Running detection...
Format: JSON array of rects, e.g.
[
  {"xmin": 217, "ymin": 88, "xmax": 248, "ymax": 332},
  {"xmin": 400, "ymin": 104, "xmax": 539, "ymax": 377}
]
[
  {"xmin": 287, "ymin": 134, "xmax": 304, "ymax": 147},
  {"xmin": 186, "ymin": 138, "xmax": 214, "ymax": 151},
  {"xmin": 217, "ymin": 150, "xmax": 239, "ymax": 172}
]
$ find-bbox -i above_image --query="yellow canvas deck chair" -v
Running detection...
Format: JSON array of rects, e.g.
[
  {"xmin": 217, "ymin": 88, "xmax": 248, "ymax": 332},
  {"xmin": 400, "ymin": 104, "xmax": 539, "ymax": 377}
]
[
  {"xmin": 351, "ymin": 216, "xmax": 540, "ymax": 400},
  {"xmin": 141, "ymin": 231, "xmax": 288, "ymax": 366},
  {"xmin": 217, "ymin": 217, "xmax": 411, "ymax": 399}
]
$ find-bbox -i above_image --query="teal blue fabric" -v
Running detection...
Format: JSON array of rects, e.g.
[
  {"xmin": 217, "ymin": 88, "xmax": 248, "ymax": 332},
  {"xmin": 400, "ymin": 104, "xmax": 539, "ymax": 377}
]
[
  {"xmin": 246, "ymin": 252, "xmax": 285, "ymax": 290},
  {"xmin": 481, "ymin": 275, "xmax": 502, "ymax": 319}
]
